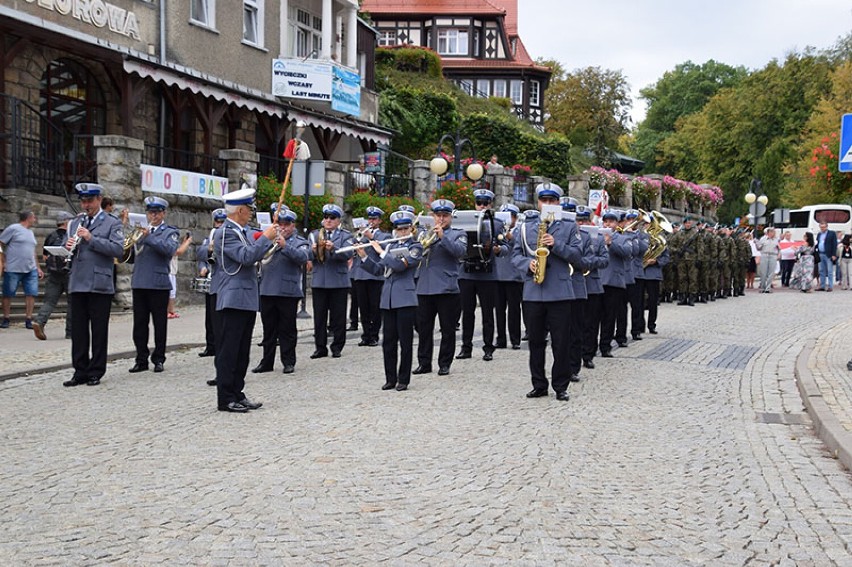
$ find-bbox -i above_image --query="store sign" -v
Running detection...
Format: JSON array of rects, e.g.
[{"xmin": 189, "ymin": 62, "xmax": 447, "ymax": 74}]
[
  {"xmin": 272, "ymin": 60, "xmax": 333, "ymax": 102},
  {"xmin": 140, "ymin": 164, "xmax": 228, "ymax": 200},
  {"xmin": 25, "ymin": 0, "xmax": 141, "ymax": 40}
]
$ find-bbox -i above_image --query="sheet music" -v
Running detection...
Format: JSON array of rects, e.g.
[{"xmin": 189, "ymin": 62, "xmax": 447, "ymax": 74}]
[
  {"xmin": 127, "ymin": 213, "xmax": 147, "ymax": 228},
  {"xmin": 44, "ymin": 246, "xmax": 73, "ymax": 257}
]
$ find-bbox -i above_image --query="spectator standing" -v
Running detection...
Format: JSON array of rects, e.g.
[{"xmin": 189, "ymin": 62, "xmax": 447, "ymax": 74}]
[
  {"xmin": 351, "ymin": 160, "xmax": 375, "ymax": 191},
  {"xmin": 0, "ymin": 210, "xmax": 44, "ymax": 329},
  {"xmin": 746, "ymin": 232, "xmax": 759, "ymax": 289},
  {"xmin": 838, "ymin": 234, "xmax": 852, "ymax": 290},
  {"xmin": 167, "ymin": 232, "xmax": 194, "ymax": 318},
  {"xmin": 790, "ymin": 232, "xmax": 816, "ymax": 293},
  {"xmin": 32, "ymin": 211, "xmax": 75, "ymax": 340},
  {"xmin": 779, "ymin": 231, "xmax": 796, "ymax": 287},
  {"xmin": 757, "ymin": 228, "xmax": 780, "ymax": 293},
  {"xmin": 815, "ymin": 222, "xmax": 838, "ymax": 291}
]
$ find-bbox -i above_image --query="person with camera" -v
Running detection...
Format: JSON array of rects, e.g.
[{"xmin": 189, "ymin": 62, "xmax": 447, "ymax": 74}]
[{"xmin": 32, "ymin": 211, "xmax": 76, "ymax": 340}]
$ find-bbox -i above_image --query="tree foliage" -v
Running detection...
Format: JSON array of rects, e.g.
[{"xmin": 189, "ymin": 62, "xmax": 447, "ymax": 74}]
[{"xmin": 544, "ymin": 66, "xmax": 631, "ymax": 166}]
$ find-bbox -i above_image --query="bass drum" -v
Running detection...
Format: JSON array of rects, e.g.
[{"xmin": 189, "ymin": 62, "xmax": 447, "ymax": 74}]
[{"xmin": 452, "ymin": 209, "xmax": 495, "ymax": 263}]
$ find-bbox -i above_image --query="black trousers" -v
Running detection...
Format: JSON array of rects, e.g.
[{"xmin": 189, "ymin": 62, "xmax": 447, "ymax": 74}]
[
  {"xmin": 582, "ymin": 292, "xmax": 603, "ymax": 361},
  {"xmin": 70, "ymin": 292, "xmax": 113, "ymax": 380},
  {"xmin": 215, "ymin": 308, "xmax": 256, "ymax": 407},
  {"xmin": 132, "ymin": 288, "xmax": 170, "ymax": 365},
  {"xmin": 644, "ymin": 279, "xmax": 661, "ymax": 331},
  {"xmin": 204, "ymin": 292, "xmax": 216, "ymax": 352},
  {"xmin": 459, "ymin": 279, "xmax": 497, "ymax": 352},
  {"xmin": 780, "ymin": 259, "xmax": 795, "ymax": 286},
  {"xmin": 524, "ymin": 300, "xmax": 572, "ymax": 393},
  {"xmin": 382, "ymin": 306, "xmax": 416, "ymax": 386},
  {"xmin": 348, "ymin": 284, "xmax": 359, "ymax": 325},
  {"xmin": 313, "ymin": 287, "xmax": 348, "ymax": 354},
  {"xmin": 259, "ymin": 295, "xmax": 299, "ymax": 368},
  {"xmin": 600, "ymin": 285, "xmax": 626, "ymax": 354},
  {"xmin": 628, "ymin": 279, "xmax": 646, "ymax": 336},
  {"xmin": 354, "ymin": 279, "xmax": 383, "ymax": 343},
  {"xmin": 416, "ymin": 293, "xmax": 461, "ymax": 369},
  {"xmin": 568, "ymin": 298, "xmax": 585, "ymax": 376},
  {"xmin": 35, "ymin": 271, "xmax": 71, "ymax": 336},
  {"xmin": 495, "ymin": 280, "xmax": 523, "ymax": 347},
  {"xmin": 616, "ymin": 283, "xmax": 632, "ymax": 343}
]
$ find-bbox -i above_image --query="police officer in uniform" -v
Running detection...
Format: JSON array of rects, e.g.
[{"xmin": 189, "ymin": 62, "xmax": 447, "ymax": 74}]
[
  {"xmin": 213, "ymin": 188, "xmax": 277, "ymax": 412},
  {"xmin": 629, "ymin": 212, "xmax": 651, "ymax": 340},
  {"xmin": 598, "ymin": 210, "xmax": 631, "ymax": 358},
  {"xmin": 356, "ymin": 210, "xmax": 423, "ymax": 390},
  {"xmin": 310, "ymin": 204, "xmax": 355, "ymax": 359},
  {"xmin": 128, "ymin": 196, "xmax": 180, "ymax": 374},
  {"xmin": 457, "ymin": 188, "xmax": 503, "ymax": 361},
  {"xmin": 561, "ymin": 197, "xmax": 595, "ymax": 381},
  {"xmin": 62, "ymin": 183, "xmax": 125, "ymax": 387},
  {"xmin": 511, "ymin": 183, "xmax": 582, "ymax": 401},
  {"xmin": 642, "ymin": 227, "xmax": 669, "ymax": 334},
  {"xmin": 253, "ymin": 207, "xmax": 310, "ymax": 374},
  {"xmin": 494, "ymin": 203, "xmax": 523, "ymax": 350},
  {"xmin": 351, "ymin": 206, "xmax": 388, "ymax": 347},
  {"xmin": 196, "ymin": 208, "xmax": 226, "ymax": 358},
  {"xmin": 577, "ymin": 206, "xmax": 608, "ymax": 368},
  {"xmin": 413, "ymin": 199, "xmax": 468, "ymax": 376}
]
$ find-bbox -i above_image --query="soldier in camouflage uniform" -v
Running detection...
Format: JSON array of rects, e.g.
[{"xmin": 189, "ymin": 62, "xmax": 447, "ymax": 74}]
[
  {"xmin": 662, "ymin": 223, "xmax": 680, "ymax": 302},
  {"xmin": 734, "ymin": 230, "xmax": 751, "ymax": 296},
  {"xmin": 699, "ymin": 221, "xmax": 717, "ymax": 303},
  {"xmin": 723, "ymin": 226, "xmax": 738, "ymax": 297},
  {"xmin": 669, "ymin": 216, "xmax": 702, "ymax": 306},
  {"xmin": 716, "ymin": 226, "xmax": 731, "ymax": 298}
]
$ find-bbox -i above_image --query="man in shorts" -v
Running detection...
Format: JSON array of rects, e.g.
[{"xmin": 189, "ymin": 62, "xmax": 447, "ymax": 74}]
[{"xmin": 0, "ymin": 210, "xmax": 44, "ymax": 329}]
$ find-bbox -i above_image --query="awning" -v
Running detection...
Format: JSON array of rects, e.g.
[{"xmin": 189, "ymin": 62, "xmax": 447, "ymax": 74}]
[
  {"xmin": 286, "ymin": 106, "xmax": 393, "ymax": 147},
  {"xmin": 123, "ymin": 58, "xmax": 285, "ymax": 118}
]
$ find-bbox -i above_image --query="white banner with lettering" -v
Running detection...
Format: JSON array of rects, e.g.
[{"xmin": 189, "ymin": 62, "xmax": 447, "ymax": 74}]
[
  {"xmin": 140, "ymin": 164, "xmax": 228, "ymax": 200},
  {"xmin": 272, "ymin": 59, "xmax": 333, "ymax": 102}
]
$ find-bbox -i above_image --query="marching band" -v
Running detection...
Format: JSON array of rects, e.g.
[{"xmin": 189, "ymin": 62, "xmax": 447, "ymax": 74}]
[{"xmin": 55, "ymin": 180, "xmax": 750, "ymax": 412}]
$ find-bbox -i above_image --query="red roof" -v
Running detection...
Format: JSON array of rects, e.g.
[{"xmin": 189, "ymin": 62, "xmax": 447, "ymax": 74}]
[
  {"xmin": 361, "ymin": 0, "xmax": 505, "ymax": 16},
  {"xmin": 488, "ymin": 0, "xmax": 518, "ymax": 35},
  {"xmin": 442, "ymin": 58, "xmax": 550, "ymax": 73}
]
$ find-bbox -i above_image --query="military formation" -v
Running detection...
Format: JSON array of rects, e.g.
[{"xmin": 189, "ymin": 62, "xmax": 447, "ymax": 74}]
[
  {"xmin": 664, "ymin": 216, "xmax": 753, "ymax": 306},
  {"xmin": 50, "ymin": 179, "xmax": 755, "ymax": 412}
]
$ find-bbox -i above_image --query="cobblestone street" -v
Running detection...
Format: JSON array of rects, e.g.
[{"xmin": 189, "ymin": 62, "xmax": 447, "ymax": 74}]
[{"xmin": 2, "ymin": 288, "xmax": 852, "ymax": 565}]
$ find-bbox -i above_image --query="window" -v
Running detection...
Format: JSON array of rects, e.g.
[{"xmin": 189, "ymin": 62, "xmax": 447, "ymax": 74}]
[
  {"xmin": 243, "ymin": 0, "xmax": 264, "ymax": 46},
  {"xmin": 437, "ymin": 29, "xmax": 469, "ymax": 55},
  {"xmin": 529, "ymin": 80, "xmax": 540, "ymax": 107},
  {"xmin": 476, "ymin": 80, "xmax": 490, "ymax": 98},
  {"xmin": 510, "ymin": 80, "xmax": 524, "ymax": 105},
  {"xmin": 292, "ymin": 7, "xmax": 322, "ymax": 58},
  {"xmin": 378, "ymin": 31, "xmax": 396, "ymax": 46},
  {"xmin": 473, "ymin": 29, "xmax": 480, "ymax": 57},
  {"xmin": 191, "ymin": 0, "xmax": 215, "ymax": 27},
  {"xmin": 493, "ymin": 80, "xmax": 506, "ymax": 98}
]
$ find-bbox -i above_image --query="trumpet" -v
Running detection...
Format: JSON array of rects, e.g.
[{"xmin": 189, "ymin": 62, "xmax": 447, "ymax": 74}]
[{"xmin": 335, "ymin": 235, "xmax": 412, "ymax": 254}]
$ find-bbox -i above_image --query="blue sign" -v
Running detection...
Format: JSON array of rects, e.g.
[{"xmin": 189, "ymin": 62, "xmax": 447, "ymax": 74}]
[
  {"xmin": 332, "ymin": 66, "xmax": 361, "ymax": 116},
  {"xmin": 840, "ymin": 113, "xmax": 852, "ymax": 172}
]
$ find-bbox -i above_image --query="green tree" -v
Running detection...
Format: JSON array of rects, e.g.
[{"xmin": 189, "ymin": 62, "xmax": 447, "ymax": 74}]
[{"xmin": 544, "ymin": 66, "xmax": 632, "ymax": 166}]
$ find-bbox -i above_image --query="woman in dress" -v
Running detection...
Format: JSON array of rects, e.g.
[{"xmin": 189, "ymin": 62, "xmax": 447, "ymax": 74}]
[
  {"xmin": 837, "ymin": 234, "xmax": 852, "ymax": 290},
  {"xmin": 790, "ymin": 232, "xmax": 816, "ymax": 292}
]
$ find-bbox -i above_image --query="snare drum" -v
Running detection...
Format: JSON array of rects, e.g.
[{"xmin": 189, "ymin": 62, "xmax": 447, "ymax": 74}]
[
  {"xmin": 191, "ymin": 276, "xmax": 212, "ymax": 294},
  {"xmin": 452, "ymin": 209, "xmax": 495, "ymax": 263}
]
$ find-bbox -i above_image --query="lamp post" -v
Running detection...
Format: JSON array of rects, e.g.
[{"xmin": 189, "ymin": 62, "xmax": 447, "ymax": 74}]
[
  {"xmin": 744, "ymin": 178, "xmax": 769, "ymax": 234},
  {"xmin": 428, "ymin": 130, "xmax": 484, "ymax": 184}
]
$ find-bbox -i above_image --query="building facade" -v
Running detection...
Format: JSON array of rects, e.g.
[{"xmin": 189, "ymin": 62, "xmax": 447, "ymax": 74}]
[{"xmin": 361, "ymin": 0, "xmax": 551, "ymax": 130}]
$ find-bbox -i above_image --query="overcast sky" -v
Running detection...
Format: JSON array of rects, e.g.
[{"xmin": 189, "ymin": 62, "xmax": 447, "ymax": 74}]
[{"xmin": 518, "ymin": 1, "xmax": 852, "ymax": 125}]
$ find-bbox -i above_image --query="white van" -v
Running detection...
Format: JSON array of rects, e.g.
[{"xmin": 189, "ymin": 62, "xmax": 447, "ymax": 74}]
[{"xmin": 784, "ymin": 204, "xmax": 852, "ymax": 243}]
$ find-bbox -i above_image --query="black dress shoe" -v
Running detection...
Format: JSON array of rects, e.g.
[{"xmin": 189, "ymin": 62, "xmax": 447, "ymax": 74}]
[
  {"xmin": 381, "ymin": 382, "xmax": 396, "ymax": 390},
  {"xmin": 282, "ymin": 365, "xmax": 295, "ymax": 374},
  {"xmin": 522, "ymin": 332, "xmax": 529, "ymax": 341},
  {"xmin": 526, "ymin": 389, "xmax": 548, "ymax": 398},
  {"xmin": 331, "ymin": 351, "xmax": 342, "ymax": 358},
  {"xmin": 631, "ymin": 335, "xmax": 643, "ymax": 341},
  {"xmin": 86, "ymin": 377, "xmax": 101, "ymax": 386},
  {"xmin": 482, "ymin": 352, "xmax": 493, "ymax": 361},
  {"xmin": 252, "ymin": 364, "xmax": 273, "ymax": 373},
  {"xmin": 456, "ymin": 349, "xmax": 472, "ymax": 359},
  {"xmin": 600, "ymin": 351, "xmax": 613, "ymax": 358},
  {"xmin": 583, "ymin": 359, "xmax": 595, "ymax": 369},
  {"xmin": 412, "ymin": 365, "xmax": 432, "ymax": 375},
  {"xmin": 649, "ymin": 329, "xmax": 658, "ymax": 335},
  {"xmin": 495, "ymin": 342, "xmax": 507, "ymax": 349},
  {"xmin": 357, "ymin": 339, "xmax": 369, "ymax": 346},
  {"xmin": 240, "ymin": 398, "xmax": 263, "ymax": 410},
  {"xmin": 153, "ymin": 363, "xmax": 164, "ymax": 373},
  {"xmin": 555, "ymin": 391, "xmax": 570, "ymax": 401},
  {"xmin": 198, "ymin": 349, "xmax": 215, "ymax": 357},
  {"xmin": 206, "ymin": 379, "xmax": 217, "ymax": 386},
  {"xmin": 511, "ymin": 344, "xmax": 521, "ymax": 350},
  {"xmin": 218, "ymin": 401, "xmax": 249, "ymax": 413},
  {"xmin": 347, "ymin": 324, "xmax": 359, "ymax": 331},
  {"xmin": 63, "ymin": 377, "xmax": 87, "ymax": 387},
  {"xmin": 129, "ymin": 363, "xmax": 149, "ymax": 373},
  {"xmin": 310, "ymin": 350, "xmax": 328, "ymax": 359},
  {"xmin": 395, "ymin": 384, "xmax": 408, "ymax": 391},
  {"xmin": 366, "ymin": 340, "xmax": 379, "ymax": 347},
  {"xmin": 437, "ymin": 366, "xmax": 450, "ymax": 376},
  {"xmin": 568, "ymin": 374, "xmax": 580, "ymax": 383}
]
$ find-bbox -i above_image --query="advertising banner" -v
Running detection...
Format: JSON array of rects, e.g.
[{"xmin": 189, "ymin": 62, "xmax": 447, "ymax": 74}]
[{"xmin": 140, "ymin": 164, "xmax": 228, "ymax": 200}]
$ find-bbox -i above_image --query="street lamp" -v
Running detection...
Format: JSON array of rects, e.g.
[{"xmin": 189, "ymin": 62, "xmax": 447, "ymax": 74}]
[
  {"xmin": 429, "ymin": 130, "xmax": 484, "ymax": 183},
  {"xmin": 744, "ymin": 178, "xmax": 768, "ymax": 232}
]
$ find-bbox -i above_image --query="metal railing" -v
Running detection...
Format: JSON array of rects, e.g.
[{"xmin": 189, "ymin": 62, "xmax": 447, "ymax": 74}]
[{"xmin": 142, "ymin": 143, "xmax": 228, "ymax": 177}]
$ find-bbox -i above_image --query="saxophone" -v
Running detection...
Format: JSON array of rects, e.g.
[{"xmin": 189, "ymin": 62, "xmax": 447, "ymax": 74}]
[
  {"xmin": 315, "ymin": 227, "xmax": 327, "ymax": 263},
  {"xmin": 533, "ymin": 214, "xmax": 552, "ymax": 285}
]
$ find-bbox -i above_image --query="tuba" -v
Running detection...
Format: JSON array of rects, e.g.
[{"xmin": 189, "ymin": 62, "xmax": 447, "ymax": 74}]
[
  {"xmin": 643, "ymin": 210, "xmax": 673, "ymax": 268},
  {"xmin": 314, "ymin": 227, "xmax": 327, "ymax": 263}
]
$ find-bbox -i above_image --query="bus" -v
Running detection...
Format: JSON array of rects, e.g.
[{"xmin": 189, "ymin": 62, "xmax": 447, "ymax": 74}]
[{"xmin": 784, "ymin": 204, "xmax": 852, "ymax": 243}]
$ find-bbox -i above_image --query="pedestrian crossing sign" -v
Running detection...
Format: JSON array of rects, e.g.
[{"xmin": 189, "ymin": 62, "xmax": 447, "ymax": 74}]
[{"xmin": 840, "ymin": 114, "xmax": 852, "ymax": 172}]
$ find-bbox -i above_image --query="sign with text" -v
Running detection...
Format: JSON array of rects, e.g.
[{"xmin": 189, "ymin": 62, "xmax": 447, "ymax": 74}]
[
  {"xmin": 272, "ymin": 59, "xmax": 333, "ymax": 102},
  {"xmin": 332, "ymin": 65, "xmax": 361, "ymax": 115},
  {"xmin": 363, "ymin": 152, "xmax": 382, "ymax": 173},
  {"xmin": 140, "ymin": 164, "xmax": 228, "ymax": 200}
]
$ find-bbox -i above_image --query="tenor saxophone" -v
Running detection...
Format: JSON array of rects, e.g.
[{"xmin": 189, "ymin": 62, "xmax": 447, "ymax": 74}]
[{"xmin": 533, "ymin": 216, "xmax": 551, "ymax": 285}]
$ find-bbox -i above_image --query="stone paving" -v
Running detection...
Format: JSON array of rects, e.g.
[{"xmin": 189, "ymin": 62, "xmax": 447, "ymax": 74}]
[{"xmin": 1, "ymin": 288, "xmax": 852, "ymax": 565}]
